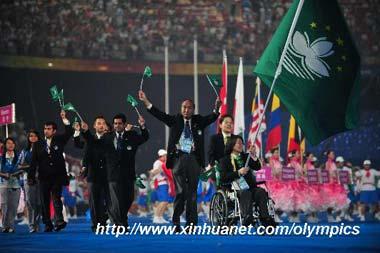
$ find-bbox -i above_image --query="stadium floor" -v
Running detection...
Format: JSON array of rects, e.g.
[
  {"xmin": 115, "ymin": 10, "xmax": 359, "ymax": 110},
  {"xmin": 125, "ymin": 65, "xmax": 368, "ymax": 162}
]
[{"xmin": 1, "ymin": 215, "xmax": 379, "ymax": 253}]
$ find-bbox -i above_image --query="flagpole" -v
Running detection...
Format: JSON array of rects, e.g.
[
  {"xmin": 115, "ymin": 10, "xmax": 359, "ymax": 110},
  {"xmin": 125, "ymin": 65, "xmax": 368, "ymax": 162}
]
[
  {"xmin": 206, "ymin": 75, "xmax": 220, "ymax": 98},
  {"xmin": 164, "ymin": 36, "xmax": 170, "ymax": 148},
  {"xmin": 245, "ymin": 0, "xmax": 305, "ymax": 167},
  {"xmin": 134, "ymin": 107, "xmax": 142, "ymax": 118},
  {"xmin": 194, "ymin": 36, "xmax": 199, "ymax": 114},
  {"xmin": 257, "ymin": 78, "xmax": 264, "ymax": 159}
]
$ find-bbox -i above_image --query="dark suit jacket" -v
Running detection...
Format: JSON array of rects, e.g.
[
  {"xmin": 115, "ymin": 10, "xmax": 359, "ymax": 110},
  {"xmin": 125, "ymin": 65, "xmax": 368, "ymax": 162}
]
[
  {"xmin": 73, "ymin": 135, "xmax": 85, "ymax": 149},
  {"xmin": 29, "ymin": 124, "xmax": 74, "ymax": 185},
  {"xmin": 81, "ymin": 131, "xmax": 107, "ymax": 183},
  {"xmin": 219, "ymin": 153, "xmax": 261, "ymax": 189},
  {"xmin": 147, "ymin": 105, "xmax": 219, "ymax": 169},
  {"xmin": 102, "ymin": 128, "xmax": 149, "ymax": 182},
  {"xmin": 208, "ymin": 133, "xmax": 238, "ymax": 166}
]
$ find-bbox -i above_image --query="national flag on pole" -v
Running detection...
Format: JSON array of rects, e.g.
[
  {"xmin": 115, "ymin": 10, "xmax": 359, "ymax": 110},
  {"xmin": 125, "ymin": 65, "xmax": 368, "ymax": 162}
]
[
  {"xmin": 266, "ymin": 94, "xmax": 282, "ymax": 152},
  {"xmin": 217, "ymin": 50, "xmax": 228, "ymax": 133},
  {"xmin": 233, "ymin": 57, "xmax": 245, "ymax": 138},
  {"xmin": 254, "ymin": 0, "xmax": 361, "ymax": 145},
  {"xmin": 247, "ymin": 77, "xmax": 266, "ymax": 157},
  {"xmin": 287, "ymin": 115, "xmax": 304, "ymax": 154}
]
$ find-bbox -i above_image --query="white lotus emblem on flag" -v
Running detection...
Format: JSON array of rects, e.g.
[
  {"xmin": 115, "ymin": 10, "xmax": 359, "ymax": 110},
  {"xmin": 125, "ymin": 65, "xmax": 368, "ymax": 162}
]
[{"xmin": 284, "ymin": 31, "xmax": 334, "ymax": 80}]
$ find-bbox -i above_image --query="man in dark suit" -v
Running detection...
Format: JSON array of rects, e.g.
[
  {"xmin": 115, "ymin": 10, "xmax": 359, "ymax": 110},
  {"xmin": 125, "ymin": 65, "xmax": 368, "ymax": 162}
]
[
  {"xmin": 100, "ymin": 113, "xmax": 149, "ymax": 227},
  {"xmin": 28, "ymin": 110, "xmax": 73, "ymax": 232},
  {"xmin": 138, "ymin": 90, "xmax": 220, "ymax": 229},
  {"xmin": 208, "ymin": 114, "xmax": 237, "ymax": 167},
  {"xmin": 79, "ymin": 116, "xmax": 110, "ymax": 232}
]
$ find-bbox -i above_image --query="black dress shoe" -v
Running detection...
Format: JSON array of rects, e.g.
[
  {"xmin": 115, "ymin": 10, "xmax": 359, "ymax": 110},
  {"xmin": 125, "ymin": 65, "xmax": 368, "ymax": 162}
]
[
  {"xmin": 54, "ymin": 221, "xmax": 67, "ymax": 232},
  {"xmin": 44, "ymin": 224, "xmax": 54, "ymax": 232},
  {"xmin": 174, "ymin": 224, "xmax": 182, "ymax": 233}
]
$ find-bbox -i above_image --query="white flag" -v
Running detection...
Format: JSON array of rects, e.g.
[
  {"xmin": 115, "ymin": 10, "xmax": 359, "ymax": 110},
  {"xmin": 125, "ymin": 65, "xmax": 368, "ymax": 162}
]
[{"xmin": 233, "ymin": 58, "xmax": 245, "ymax": 139}]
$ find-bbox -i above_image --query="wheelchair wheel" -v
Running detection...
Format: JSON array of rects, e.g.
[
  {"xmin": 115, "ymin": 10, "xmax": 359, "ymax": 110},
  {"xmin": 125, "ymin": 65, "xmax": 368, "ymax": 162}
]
[
  {"xmin": 210, "ymin": 190, "xmax": 228, "ymax": 226},
  {"xmin": 267, "ymin": 198, "xmax": 276, "ymax": 219}
]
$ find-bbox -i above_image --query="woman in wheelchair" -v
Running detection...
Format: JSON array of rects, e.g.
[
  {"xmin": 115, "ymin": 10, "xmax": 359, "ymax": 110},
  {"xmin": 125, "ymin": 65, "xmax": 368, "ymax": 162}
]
[{"xmin": 219, "ymin": 135, "xmax": 276, "ymax": 227}]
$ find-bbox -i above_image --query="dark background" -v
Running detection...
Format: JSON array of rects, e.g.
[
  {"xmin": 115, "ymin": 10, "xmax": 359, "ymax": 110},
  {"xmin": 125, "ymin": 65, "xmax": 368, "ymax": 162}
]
[{"xmin": 1, "ymin": 67, "xmax": 379, "ymax": 173}]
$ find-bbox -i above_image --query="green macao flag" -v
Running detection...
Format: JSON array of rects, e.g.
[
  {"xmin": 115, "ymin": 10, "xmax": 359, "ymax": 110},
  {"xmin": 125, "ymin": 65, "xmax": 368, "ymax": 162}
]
[
  {"xmin": 62, "ymin": 102, "xmax": 77, "ymax": 112},
  {"xmin": 143, "ymin": 66, "xmax": 152, "ymax": 78},
  {"xmin": 127, "ymin": 94, "xmax": 139, "ymax": 107},
  {"xmin": 254, "ymin": 0, "xmax": 360, "ymax": 145},
  {"xmin": 206, "ymin": 74, "xmax": 222, "ymax": 87},
  {"xmin": 50, "ymin": 85, "xmax": 59, "ymax": 101}
]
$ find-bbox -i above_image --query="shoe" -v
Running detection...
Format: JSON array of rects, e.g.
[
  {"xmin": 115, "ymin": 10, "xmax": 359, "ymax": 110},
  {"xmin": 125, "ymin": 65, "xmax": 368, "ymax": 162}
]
[
  {"xmin": 293, "ymin": 214, "xmax": 301, "ymax": 223},
  {"xmin": 138, "ymin": 212, "xmax": 148, "ymax": 217},
  {"xmin": 274, "ymin": 214, "xmax": 283, "ymax": 223},
  {"xmin": 180, "ymin": 216, "xmax": 186, "ymax": 223},
  {"xmin": 344, "ymin": 215, "xmax": 354, "ymax": 222},
  {"xmin": 152, "ymin": 216, "xmax": 160, "ymax": 224},
  {"xmin": 2, "ymin": 228, "xmax": 9, "ymax": 233},
  {"xmin": 158, "ymin": 217, "xmax": 169, "ymax": 224},
  {"xmin": 18, "ymin": 218, "xmax": 29, "ymax": 225},
  {"xmin": 44, "ymin": 223, "xmax": 54, "ymax": 232},
  {"xmin": 29, "ymin": 228, "xmax": 37, "ymax": 233},
  {"xmin": 327, "ymin": 215, "xmax": 336, "ymax": 223},
  {"xmin": 359, "ymin": 215, "xmax": 365, "ymax": 222},
  {"xmin": 335, "ymin": 216, "xmax": 342, "ymax": 222},
  {"xmin": 54, "ymin": 221, "xmax": 67, "ymax": 231},
  {"xmin": 153, "ymin": 216, "xmax": 169, "ymax": 224},
  {"xmin": 174, "ymin": 224, "xmax": 182, "ymax": 233}
]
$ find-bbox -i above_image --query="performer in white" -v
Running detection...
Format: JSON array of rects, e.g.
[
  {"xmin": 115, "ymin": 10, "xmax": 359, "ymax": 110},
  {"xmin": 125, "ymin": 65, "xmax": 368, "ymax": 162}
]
[{"xmin": 355, "ymin": 160, "xmax": 380, "ymax": 221}]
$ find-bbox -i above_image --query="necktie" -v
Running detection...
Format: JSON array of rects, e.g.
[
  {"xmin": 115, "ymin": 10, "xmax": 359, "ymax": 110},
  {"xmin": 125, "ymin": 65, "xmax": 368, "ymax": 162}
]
[
  {"xmin": 224, "ymin": 136, "xmax": 230, "ymax": 145},
  {"xmin": 117, "ymin": 133, "xmax": 123, "ymax": 151},
  {"xmin": 184, "ymin": 120, "xmax": 192, "ymax": 139},
  {"xmin": 45, "ymin": 139, "xmax": 51, "ymax": 154}
]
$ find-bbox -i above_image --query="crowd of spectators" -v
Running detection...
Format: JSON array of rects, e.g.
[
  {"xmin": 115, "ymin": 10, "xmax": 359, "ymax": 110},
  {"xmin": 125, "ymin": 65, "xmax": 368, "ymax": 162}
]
[{"xmin": 0, "ymin": 0, "xmax": 378, "ymax": 64}]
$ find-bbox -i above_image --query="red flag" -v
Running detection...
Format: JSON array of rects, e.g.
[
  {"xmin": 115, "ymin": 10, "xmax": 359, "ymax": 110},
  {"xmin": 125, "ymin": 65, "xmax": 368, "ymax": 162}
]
[{"xmin": 217, "ymin": 50, "xmax": 228, "ymax": 133}]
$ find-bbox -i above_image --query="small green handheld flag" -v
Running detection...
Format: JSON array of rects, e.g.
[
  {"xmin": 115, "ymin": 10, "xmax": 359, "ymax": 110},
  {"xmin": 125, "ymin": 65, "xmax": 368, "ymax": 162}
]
[
  {"xmin": 140, "ymin": 66, "xmax": 152, "ymax": 90},
  {"xmin": 143, "ymin": 66, "xmax": 152, "ymax": 78},
  {"xmin": 127, "ymin": 94, "xmax": 139, "ymax": 107}
]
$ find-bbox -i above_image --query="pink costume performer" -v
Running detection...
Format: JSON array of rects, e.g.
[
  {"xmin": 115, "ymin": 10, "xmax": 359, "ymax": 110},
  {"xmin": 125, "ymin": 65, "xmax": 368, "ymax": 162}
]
[
  {"xmin": 304, "ymin": 157, "xmax": 323, "ymax": 212},
  {"xmin": 266, "ymin": 154, "xmax": 293, "ymax": 211},
  {"xmin": 321, "ymin": 157, "xmax": 349, "ymax": 210},
  {"xmin": 288, "ymin": 157, "xmax": 310, "ymax": 213}
]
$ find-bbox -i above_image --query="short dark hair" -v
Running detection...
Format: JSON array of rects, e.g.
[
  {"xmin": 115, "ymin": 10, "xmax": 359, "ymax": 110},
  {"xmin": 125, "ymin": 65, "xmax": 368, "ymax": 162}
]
[
  {"xmin": 44, "ymin": 121, "xmax": 57, "ymax": 130},
  {"xmin": 219, "ymin": 114, "xmax": 234, "ymax": 124},
  {"xmin": 113, "ymin": 113, "xmax": 126, "ymax": 124},
  {"xmin": 224, "ymin": 135, "xmax": 244, "ymax": 155},
  {"xmin": 182, "ymin": 99, "xmax": 195, "ymax": 109},
  {"xmin": 94, "ymin": 115, "xmax": 106, "ymax": 123}
]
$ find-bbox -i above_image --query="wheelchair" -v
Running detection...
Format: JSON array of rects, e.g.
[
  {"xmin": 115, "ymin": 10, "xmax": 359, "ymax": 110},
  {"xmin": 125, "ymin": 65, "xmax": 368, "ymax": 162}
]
[{"xmin": 209, "ymin": 180, "xmax": 276, "ymax": 227}]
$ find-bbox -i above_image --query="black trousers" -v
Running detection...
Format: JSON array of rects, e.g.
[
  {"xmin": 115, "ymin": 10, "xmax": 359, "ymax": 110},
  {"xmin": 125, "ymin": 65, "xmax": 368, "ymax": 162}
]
[
  {"xmin": 108, "ymin": 179, "xmax": 134, "ymax": 226},
  {"xmin": 88, "ymin": 181, "xmax": 110, "ymax": 229},
  {"xmin": 240, "ymin": 187, "xmax": 270, "ymax": 223},
  {"xmin": 172, "ymin": 153, "xmax": 201, "ymax": 226},
  {"xmin": 39, "ymin": 180, "xmax": 64, "ymax": 226}
]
